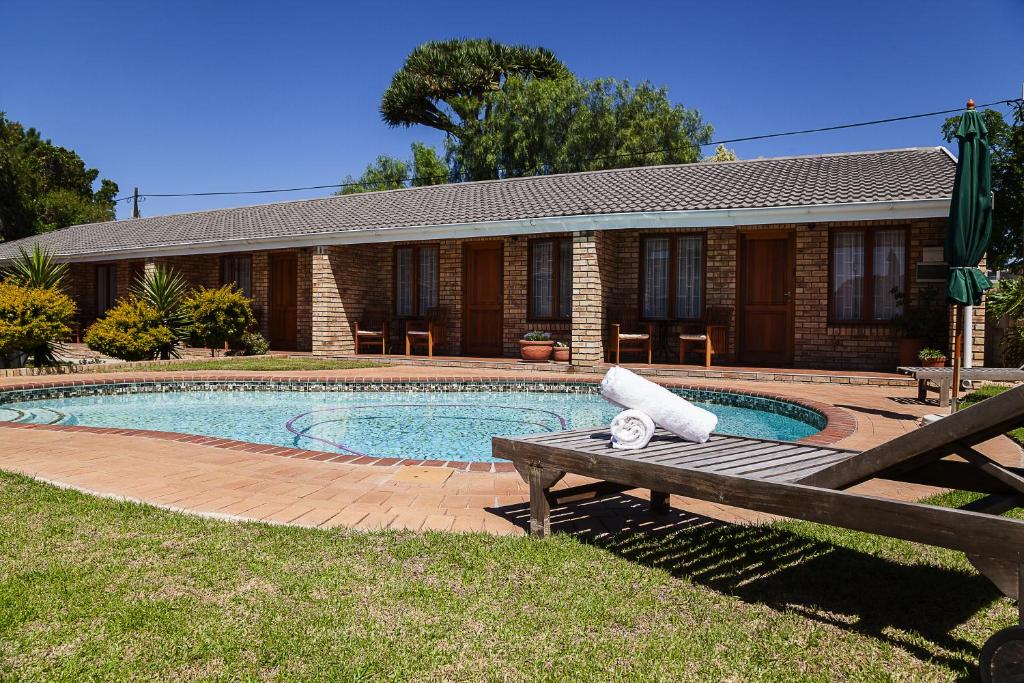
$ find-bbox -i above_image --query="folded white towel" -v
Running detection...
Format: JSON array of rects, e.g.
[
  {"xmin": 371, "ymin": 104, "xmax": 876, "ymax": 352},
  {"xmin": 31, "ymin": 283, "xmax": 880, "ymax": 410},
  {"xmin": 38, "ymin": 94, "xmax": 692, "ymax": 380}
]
[
  {"xmin": 609, "ymin": 409, "xmax": 656, "ymax": 450},
  {"xmin": 600, "ymin": 366, "xmax": 718, "ymax": 443}
]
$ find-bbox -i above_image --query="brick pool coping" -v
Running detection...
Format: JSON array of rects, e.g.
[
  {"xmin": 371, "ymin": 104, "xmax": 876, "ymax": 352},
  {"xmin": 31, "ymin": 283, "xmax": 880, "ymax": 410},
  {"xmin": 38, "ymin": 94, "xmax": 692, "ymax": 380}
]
[{"xmin": 0, "ymin": 373, "xmax": 857, "ymax": 471}]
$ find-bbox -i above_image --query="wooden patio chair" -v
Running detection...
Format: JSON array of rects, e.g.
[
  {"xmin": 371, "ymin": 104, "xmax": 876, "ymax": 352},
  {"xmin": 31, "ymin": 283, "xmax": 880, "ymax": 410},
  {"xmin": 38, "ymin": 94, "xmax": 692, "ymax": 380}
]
[
  {"xmin": 405, "ymin": 307, "xmax": 447, "ymax": 357},
  {"xmin": 353, "ymin": 306, "xmax": 390, "ymax": 355},
  {"xmin": 494, "ymin": 384, "xmax": 1024, "ymax": 675},
  {"xmin": 607, "ymin": 307, "xmax": 654, "ymax": 365},
  {"xmin": 679, "ymin": 306, "xmax": 733, "ymax": 368}
]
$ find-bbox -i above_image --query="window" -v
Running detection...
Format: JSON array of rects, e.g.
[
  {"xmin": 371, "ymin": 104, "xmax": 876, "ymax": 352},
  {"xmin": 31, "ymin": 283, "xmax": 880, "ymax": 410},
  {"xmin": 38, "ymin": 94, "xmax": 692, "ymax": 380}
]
[
  {"xmin": 96, "ymin": 264, "xmax": 117, "ymax": 316},
  {"xmin": 528, "ymin": 237, "xmax": 572, "ymax": 319},
  {"xmin": 640, "ymin": 234, "xmax": 704, "ymax": 320},
  {"xmin": 221, "ymin": 255, "xmax": 253, "ymax": 298},
  {"xmin": 394, "ymin": 245, "xmax": 439, "ymax": 317},
  {"xmin": 830, "ymin": 227, "xmax": 907, "ymax": 323}
]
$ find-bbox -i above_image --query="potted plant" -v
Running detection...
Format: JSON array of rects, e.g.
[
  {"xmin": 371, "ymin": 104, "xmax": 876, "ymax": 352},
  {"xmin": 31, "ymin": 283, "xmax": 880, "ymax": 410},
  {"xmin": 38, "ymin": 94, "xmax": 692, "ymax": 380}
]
[
  {"xmin": 891, "ymin": 287, "xmax": 945, "ymax": 367},
  {"xmin": 552, "ymin": 340, "xmax": 570, "ymax": 362},
  {"xmin": 918, "ymin": 347, "xmax": 947, "ymax": 368},
  {"xmin": 519, "ymin": 331, "xmax": 553, "ymax": 361}
]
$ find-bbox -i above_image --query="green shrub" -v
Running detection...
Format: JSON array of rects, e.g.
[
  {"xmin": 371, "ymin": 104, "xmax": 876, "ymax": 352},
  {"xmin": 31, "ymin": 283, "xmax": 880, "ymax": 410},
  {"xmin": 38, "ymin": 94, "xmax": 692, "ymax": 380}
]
[
  {"xmin": 184, "ymin": 285, "xmax": 256, "ymax": 355},
  {"xmin": 228, "ymin": 331, "xmax": 270, "ymax": 356},
  {"xmin": 3, "ymin": 244, "xmax": 68, "ymax": 290},
  {"xmin": 131, "ymin": 266, "xmax": 191, "ymax": 359},
  {"xmin": 84, "ymin": 298, "xmax": 175, "ymax": 361},
  {"xmin": 987, "ymin": 278, "xmax": 1024, "ymax": 366},
  {"xmin": 0, "ymin": 282, "xmax": 76, "ymax": 367}
]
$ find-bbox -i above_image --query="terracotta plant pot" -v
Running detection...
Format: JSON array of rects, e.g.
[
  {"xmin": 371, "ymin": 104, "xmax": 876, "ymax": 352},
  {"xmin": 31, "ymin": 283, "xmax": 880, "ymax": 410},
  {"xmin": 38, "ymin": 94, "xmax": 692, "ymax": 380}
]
[
  {"xmin": 552, "ymin": 347, "xmax": 570, "ymax": 362},
  {"xmin": 519, "ymin": 340, "xmax": 554, "ymax": 362},
  {"xmin": 920, "ymin": 357, "xmax": 946, "ymax": 368},
  {"xmin": 898, "ymin": 338, "xmax": 926, "ymax": 367}
]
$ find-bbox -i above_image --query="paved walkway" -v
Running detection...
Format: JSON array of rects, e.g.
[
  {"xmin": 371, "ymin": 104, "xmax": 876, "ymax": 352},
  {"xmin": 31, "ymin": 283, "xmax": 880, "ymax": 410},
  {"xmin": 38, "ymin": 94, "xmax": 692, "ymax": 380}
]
[{"xmin": 0, "ymin": 366, "xmax": 1019, "ymax": 535}]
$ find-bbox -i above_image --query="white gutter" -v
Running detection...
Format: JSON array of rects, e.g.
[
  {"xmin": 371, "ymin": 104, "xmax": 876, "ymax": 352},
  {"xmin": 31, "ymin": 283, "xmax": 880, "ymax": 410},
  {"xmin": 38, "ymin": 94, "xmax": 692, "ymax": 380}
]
[{"xmin": 30, "ymin": 197, "xmax": 950, "ymax": 264}]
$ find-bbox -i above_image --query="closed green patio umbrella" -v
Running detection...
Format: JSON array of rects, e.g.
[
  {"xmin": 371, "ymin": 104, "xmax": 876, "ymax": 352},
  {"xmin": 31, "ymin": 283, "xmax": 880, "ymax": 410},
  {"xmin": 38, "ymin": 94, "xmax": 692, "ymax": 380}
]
[{"xmin": 946, "ymin": 99, "xmax": 993, "ymax": 407}]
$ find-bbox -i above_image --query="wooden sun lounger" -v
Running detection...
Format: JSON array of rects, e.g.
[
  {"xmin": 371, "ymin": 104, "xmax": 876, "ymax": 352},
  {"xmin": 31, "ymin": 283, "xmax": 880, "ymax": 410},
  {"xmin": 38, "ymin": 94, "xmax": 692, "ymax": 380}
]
[
  {"xmin": 898, "ymin": 365, "xmax": 1024, "ymax": 407},
  {"xmin": 492, "ymin": 384, "xmax": 1024, "ymax": 677}
]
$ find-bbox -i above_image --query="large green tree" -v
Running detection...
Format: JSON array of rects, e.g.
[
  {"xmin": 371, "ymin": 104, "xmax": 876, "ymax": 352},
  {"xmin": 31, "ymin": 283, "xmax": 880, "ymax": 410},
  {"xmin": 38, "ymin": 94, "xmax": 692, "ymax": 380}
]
[
  {"xmin": 942, "ymin": 102, "xmax": 1023, "ymax": 269},
  {"xmin": 0, "ymin": 113, "xmax": 118, "ymax": 242},
  {"xmin": 447, "ymin": 76, "xmax": 713, "ymax": 180},
  {"xmin": 380, "ymin": 38, "xmax": 569, "ymax": 139},
  {"xmin": 338, "ymin": 142, "xmax": 449, "ymax": 195}
]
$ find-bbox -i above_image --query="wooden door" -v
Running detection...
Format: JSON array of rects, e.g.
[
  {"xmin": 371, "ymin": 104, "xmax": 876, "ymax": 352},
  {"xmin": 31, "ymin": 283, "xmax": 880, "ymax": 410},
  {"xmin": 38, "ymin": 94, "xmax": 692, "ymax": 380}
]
[
  {"xmin": 738, "ymin": 232, "xmax": 794, "ymax": 365},
  {"xmin": 268, "ymin": 253, "xmax": 298, "ymax": 350},
  {"xmin": 463, "ymin": 241, "xmax": 504, "ymax": 356}
]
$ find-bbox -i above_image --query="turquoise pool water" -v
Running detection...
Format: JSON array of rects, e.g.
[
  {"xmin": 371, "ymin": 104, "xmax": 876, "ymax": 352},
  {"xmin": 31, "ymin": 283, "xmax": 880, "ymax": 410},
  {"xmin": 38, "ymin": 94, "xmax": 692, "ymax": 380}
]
[{"xmin": 0, "ymin": 388, "xmax": 821, "ymax": 462}]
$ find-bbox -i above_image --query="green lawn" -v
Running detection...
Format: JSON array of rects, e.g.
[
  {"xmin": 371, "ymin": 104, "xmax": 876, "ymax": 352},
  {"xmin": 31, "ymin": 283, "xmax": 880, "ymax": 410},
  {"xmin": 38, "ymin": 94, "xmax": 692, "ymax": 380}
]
[
  {"xmin": 0, "ymin": 473, "xmax": 1017, "ymax": 680},
  {"xmin": 959, "ymin": 383, "xmax": 1024, "ymax": 442},
  {"xmin": 116, "ymin": 357, "xmax": 381, "ymax": 372}
]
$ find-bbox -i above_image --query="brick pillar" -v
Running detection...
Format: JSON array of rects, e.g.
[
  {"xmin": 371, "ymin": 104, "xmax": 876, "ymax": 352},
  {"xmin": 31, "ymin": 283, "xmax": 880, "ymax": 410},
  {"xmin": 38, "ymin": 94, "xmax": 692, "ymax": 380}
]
[
  {"xmin": 311, "ymin": 245, "xmax": 383, "ymax": 355},
  {"xmin": 251, "ymin": 251, "xmax": 270, "ymax": 340},
  {"xmin": 570, "ymin": 231, "xmax": 606, "ymax": 367},
  {"xmin": 503, "ymin": 236, "xmax": 528, "ymax": 356},
  {"xmin": 295, "ymin": 248, "xmax": 313, "ymax": 351},
  {"xmin": 438, "ymin": 241, "xmax": 461, "ymax": 354}
]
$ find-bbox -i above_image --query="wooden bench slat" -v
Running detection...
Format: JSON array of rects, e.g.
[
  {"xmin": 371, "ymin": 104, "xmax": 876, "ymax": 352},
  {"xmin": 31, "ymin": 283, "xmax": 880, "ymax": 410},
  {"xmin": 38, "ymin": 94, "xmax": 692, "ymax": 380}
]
[
  {"xmin": 647, "ymin": 442, "xmax": 816, "ymax": 468},
  {"xmin": 729, "ymin": 451, "xmax": 855, "ymax": 480},
  {"xmin": 764, "ymin": 452, "xmax": 858, "ymax": 481},
  {"xmin": 689, "ymin": 447, "xmax": 837, "ymax": 474}
]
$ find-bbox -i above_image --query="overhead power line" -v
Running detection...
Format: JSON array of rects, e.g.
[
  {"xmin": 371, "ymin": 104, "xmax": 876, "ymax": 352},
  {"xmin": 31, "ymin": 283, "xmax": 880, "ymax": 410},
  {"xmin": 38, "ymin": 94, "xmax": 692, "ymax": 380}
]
[{"xmin": 114, "ymin": 96, "xmax": 1022, "ymax": 204}]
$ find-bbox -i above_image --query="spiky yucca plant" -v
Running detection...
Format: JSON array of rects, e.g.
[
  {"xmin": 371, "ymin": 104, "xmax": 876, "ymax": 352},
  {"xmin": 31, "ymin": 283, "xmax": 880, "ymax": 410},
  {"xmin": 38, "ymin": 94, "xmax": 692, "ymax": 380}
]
[
  {"xmin": 131, "ymin": 266, "xmax": 191, "ymax": 360},
  {"xmin": 4, "ymin": 244, "xmax": 68, "ymax": 290}
]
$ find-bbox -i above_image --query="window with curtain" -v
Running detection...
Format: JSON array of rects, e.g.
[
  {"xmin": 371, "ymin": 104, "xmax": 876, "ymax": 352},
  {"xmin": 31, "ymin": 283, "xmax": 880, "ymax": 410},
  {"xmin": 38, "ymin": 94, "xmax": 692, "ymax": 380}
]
[
  {"xmin": 641, "ymin": 235, "xmax": 704, "ymax": 320},
  {"xmin": 394, "ymin": 245, "xmax": 439, "ymax": 317},
  {"xmin": 221, "ymin": 255, "xmax": 253, "ymax": 298},
  {"xmin": 528, "ymin": 237, "xmax": 572, "ymax": 319},
  {"xmin": 830, "ymin": 228, "xmax": 906, "ymax": 322},
  {"xmin": 96, "ymin": 264, "xmax": 118, "ymax": 316}
]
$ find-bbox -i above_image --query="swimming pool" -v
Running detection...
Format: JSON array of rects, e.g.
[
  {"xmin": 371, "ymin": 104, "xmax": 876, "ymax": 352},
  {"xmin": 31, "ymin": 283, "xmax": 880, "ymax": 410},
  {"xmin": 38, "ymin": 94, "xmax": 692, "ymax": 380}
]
[{"xmin": 0, "ymin": 382, "xmax": 825, "ymax": 462}]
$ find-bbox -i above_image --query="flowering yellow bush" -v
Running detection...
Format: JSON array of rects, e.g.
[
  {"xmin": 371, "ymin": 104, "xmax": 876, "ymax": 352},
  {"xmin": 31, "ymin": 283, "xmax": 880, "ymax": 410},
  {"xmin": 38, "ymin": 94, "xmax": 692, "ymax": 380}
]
[
  {"xmin": 184, "ymin": 285, "xmax": 255, "ymax": 353},
  {"xmin": 84, "ymin": 297, "xmax": 175, "ymax": 361},
  {"xmin": 0, "ymin": 282, "xmax": 76, "ymax": 366}
]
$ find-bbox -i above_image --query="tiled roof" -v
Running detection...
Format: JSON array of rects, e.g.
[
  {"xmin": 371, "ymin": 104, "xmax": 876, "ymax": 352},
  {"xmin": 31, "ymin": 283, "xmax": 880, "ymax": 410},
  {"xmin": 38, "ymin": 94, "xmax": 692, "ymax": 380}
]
[{"xmin": 0, "ymin": 147, "xmax": 955, "ymax": 260}]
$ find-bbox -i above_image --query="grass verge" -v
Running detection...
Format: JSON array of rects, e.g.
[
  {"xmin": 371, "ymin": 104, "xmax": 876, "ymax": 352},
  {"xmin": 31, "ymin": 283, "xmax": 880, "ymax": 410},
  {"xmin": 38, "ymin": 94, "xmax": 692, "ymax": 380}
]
[
  {"xmin": 0, "ymin": 473, "xmax": 1017, "ymax": 680},
  {"xmin": 959, "ymin": 383, "xmax": 1024, "ymax": 442}
]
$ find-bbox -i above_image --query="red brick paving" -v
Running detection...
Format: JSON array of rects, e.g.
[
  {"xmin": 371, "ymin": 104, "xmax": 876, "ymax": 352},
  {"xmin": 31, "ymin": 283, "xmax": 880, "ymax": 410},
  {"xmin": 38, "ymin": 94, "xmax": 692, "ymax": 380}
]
[{"xmin": 0, "ymin": 365, "xmax": 1019, "ymax": 535}]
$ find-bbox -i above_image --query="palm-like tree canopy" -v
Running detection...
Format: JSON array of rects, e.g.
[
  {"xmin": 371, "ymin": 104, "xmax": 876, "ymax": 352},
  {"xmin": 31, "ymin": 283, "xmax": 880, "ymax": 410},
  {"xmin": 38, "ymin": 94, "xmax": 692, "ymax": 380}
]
[
  {"xmin": 380, "ymin": 39, "xmax": 569, "ymax": 137},
  {"xmin": 4, "ymin": 244, "xmax": 67, "ymax": 289},
  {"xmin": 132, "ymin": 266, "xmax": 191, "ymax": 359}
]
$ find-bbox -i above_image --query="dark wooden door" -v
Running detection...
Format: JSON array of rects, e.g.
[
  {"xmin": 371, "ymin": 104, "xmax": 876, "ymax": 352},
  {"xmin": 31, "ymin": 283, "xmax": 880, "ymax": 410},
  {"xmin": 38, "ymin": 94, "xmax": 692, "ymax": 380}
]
[
  {"xmin": 463, "ymin": 241, "xmax": 504, "ymax": 356},
  {"xmin": 738, "ymin": 232, "xmax": 794, "ymax": 365},
  {"xmin": 268, "ymin": 253, "xmax": 298, "ymax": 350}
]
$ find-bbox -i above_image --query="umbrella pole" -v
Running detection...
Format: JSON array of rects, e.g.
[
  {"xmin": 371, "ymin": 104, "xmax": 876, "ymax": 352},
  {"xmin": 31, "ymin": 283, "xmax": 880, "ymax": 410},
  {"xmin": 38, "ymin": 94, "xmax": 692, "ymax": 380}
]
[{"xmin": 951, "ymin": 304, "xmax": 963, "ymax": 412}]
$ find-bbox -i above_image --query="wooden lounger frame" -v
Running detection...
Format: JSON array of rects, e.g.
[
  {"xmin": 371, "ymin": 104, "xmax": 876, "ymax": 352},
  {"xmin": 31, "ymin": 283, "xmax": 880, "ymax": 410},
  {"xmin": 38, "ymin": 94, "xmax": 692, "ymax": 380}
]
[
  {"xmin": 493, "ymin": 384, "xmax": 1024, "ymax": 675},
  {"xmin": 898, "ymin": 366, "xmax": 1024, "ymax": 408}
]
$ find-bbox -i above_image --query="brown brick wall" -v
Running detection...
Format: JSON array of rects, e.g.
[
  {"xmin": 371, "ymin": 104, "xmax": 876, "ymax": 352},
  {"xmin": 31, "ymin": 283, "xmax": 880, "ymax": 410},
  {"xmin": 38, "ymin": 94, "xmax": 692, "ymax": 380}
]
[
  {"xmin": 790, "ymin": 218, "xmax": 956, "ymax": 370},
  {"xmin": 57, "ymin": 216, "xmax": 984, "ymax": 371},
  {"xmin": 570, "ymin": 231, "xmax": 609, "ymax": 365},
  {"xmin": 594, "ymin": 217, "xmax": 967, "ymax": 371},
  {"xmin": 151, "ymin": 254, "xmax": 220, "ymax": 289},
  {"xmin": 311, "ymin": 244, "xmax": 387, "ymax": 355},
  {"xmin": 603, "ymin": 228, "xmax": 735, "ymax": 362}
]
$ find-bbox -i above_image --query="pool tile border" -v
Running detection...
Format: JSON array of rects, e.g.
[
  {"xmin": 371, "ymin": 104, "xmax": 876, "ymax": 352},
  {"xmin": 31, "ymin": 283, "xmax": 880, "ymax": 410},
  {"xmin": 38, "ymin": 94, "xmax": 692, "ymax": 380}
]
[{"xmin": 0, "ymin": 374, "xmax": 857, "ymax": 468}]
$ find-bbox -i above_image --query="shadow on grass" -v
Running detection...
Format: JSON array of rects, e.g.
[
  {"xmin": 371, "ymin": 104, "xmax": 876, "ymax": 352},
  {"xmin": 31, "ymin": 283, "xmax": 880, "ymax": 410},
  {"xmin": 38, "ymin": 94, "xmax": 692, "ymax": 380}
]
[{"xmin": 489, "ymin": 493, "xmax": 999, "ymax": 674}]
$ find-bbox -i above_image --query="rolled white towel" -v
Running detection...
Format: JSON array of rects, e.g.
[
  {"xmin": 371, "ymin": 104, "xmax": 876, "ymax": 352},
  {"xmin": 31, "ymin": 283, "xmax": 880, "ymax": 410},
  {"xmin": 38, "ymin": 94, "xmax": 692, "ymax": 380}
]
[
  {"xmin": 609, "ymin": 409, "xmax": 656, "ymax": 450},
  {"xmin": 600, "ymin": 366, "xmax": 718, "ymax": 443}
]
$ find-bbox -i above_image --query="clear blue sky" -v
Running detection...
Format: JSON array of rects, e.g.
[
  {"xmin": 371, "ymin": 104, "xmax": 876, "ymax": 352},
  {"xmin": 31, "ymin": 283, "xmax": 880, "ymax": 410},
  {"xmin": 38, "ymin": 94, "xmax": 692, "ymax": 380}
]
[{"xmin": 2, "ymin": 0, "xmax": 1021, "ymax": 219}]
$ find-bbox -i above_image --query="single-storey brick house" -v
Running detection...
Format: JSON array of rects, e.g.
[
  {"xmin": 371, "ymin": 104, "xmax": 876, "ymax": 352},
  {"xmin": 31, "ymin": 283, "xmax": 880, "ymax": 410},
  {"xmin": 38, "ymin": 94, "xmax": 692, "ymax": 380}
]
[{"xmin": 0, "ymin": 147, "xmax": 981, "ymax": 371}]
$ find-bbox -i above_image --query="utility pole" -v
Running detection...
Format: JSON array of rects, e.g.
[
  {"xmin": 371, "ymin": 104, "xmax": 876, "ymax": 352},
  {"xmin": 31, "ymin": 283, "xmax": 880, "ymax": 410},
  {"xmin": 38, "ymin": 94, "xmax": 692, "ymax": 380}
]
[{"xmin": 132, "ymin": 187, "xmax": 140, "ymax": 219}]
